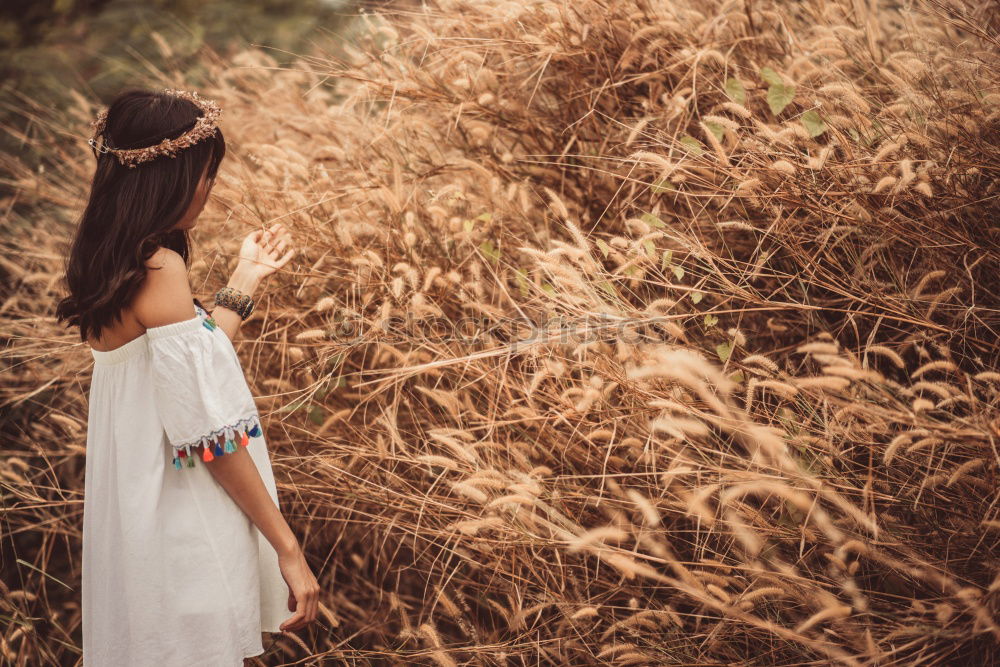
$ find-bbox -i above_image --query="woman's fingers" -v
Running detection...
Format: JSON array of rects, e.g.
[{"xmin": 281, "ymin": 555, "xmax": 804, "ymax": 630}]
[
  {"xmin": 276, "ymin": 248, "xmax": 295, "ymax": 268},
  {"xmin": 307, "ymin": 588, "xmax": 317, "ymax": 623},
  {"xmin": 280, "ymin": 609, "xmax": 306, "ymax": 632},
  {"xmin": 266, "ymin": 223, "xmax": 286, "ymax": 245},
  {"xmin": 267, "ymin": 233, "xmax": 291, "ymax": 256}
]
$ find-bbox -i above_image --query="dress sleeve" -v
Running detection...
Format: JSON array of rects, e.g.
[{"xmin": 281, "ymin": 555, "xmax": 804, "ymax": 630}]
[{"xmin": 147, "ymin": 304, "xmax": 263, "ymax": 470}]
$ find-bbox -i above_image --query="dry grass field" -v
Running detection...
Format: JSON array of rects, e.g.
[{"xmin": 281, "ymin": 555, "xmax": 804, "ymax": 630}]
[{"xmin": 2, "ymin": 0, "xmax": 999, "ymax": 664}]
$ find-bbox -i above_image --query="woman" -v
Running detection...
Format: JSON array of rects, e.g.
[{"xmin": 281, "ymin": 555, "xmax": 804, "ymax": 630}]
[{"xmin": 55, "ymin": 88, "xmax": 320, "ymax": 666}]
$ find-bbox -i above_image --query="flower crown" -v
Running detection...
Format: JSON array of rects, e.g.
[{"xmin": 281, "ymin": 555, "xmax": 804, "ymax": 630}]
[{"xmin": 88, "ymin": 89, "xmax": 222, "ymax": 168}]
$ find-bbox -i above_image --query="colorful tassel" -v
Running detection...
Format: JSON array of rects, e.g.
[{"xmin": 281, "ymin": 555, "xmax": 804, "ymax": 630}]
[
  {"xmin": 173, "ymin": 421, "xmax": 261, "ymax": 470},
  {"xmin": 202, "ymin": 316, "xmax": 218, "ymax": 331}
]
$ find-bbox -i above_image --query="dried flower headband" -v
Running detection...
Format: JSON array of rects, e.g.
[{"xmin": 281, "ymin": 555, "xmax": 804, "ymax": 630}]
[{"xmin": 88, "ymin": 89, "xmax": 222, "ymax": 168}]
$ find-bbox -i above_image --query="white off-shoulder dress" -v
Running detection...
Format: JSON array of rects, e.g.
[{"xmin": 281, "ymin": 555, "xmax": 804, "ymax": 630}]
[{"xmin": 82, "ymin": 300, "xmax": 293, "ymax": 666}]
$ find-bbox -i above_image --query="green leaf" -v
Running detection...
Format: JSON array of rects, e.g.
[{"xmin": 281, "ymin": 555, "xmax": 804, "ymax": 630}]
[
  {"xmin": 651, "ymin": 179, "xmax": 675, "ymax": 193},
  {"xmin": 849, "ymin": 127, "xmax": 861, "ymax": 143},
  {"xmin": 704, "ymin": 120, "xmax": 725, "ymax": 142},
  {"xmin": 672, "ymin": 265, "xmax": 685, "ymax": 280},
  {"xmin": 598, "ymin": 280, "xmax": 615, "ymax": 296},
  {"xmin": 278, "ymin": 397, "xmax": 309, "ymax": 413},
  {"xmin": 690, "ymin": 291, "xmax": 703, "ymax": 304},
  {"xmin": 643, "ymin": 240, "xmax": 656, "ymax": 258},
  {"xmin": 308, "ymin": 405, "xmax": 326, "ymax": 426},
  {"xmin": 760, "ymin": 67, "xmax": 783, "ymax": 86},
  {"xmin": 661, "ymin": 249, "xmax": 673, "ymax": 270},
  {"xmin": 641, "ymin": 212, "xmax": 666, "ymax": 229},
  {"xmin": 679, "ymin": 135, "xmax": 704, "ymax": 156},
  {"xmin": 725, "ymin": 77, "xmax": 746, "ymax": 105},
  {"xmin": 479, "ymin": 240, "xmax": 500, "ymax": 262},
  {"xmin": 716, "ymin": 341, "xmax": 733, "ymax": 363},
  {"xmin": 729, "ymin": 370, "xmax": 745, "ymax": 384},
  {"xmin": 463, "ymin": 212, "xmax": 492, "ymax": 233},
  {"xmin": 801, "ymin": 109, "xmax": 826, "ymax": 138},
  {"xmin": 541, "ymin": 283, "xmax": 556, "ymax": 295},
  {"xmin": 767, "ymin": 83, "xmax": 795, "ymax": 116},
  {"xmin": 596, "ymin": 239, "xmax": 611, "ymax": 258},
  {"xmin": 514, "ymin": 268, "xmax": 530, "ymax": 296},
  {"xmin": 704, "ymin": 313, "xmax": 719, "ymax": 328}
]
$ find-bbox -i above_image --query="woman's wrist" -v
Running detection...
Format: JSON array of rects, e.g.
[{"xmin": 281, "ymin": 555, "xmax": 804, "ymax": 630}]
[
  {"xmin": 227, "ymin": 263, "xmax": 262, "ymax": 297},
  {"xmin": 275, "ymin": 530, "xmax": 302, "ymax": 558}
]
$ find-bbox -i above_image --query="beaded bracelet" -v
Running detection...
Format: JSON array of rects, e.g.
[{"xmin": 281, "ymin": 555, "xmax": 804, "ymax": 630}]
[{"xmin": 215, "ymin": 286, "xmax": 255, "ymax": 320}]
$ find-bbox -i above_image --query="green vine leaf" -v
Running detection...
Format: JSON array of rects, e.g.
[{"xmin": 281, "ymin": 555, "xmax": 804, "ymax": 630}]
[
  {"xmin": 760, "ymin": 67, "xmax": 783, "ymax": 85},
  {"xmin": 767, "ymin": 82, "xmax": 795, "ymax": 115},
  {"xmin": 514, "ymin": 268, "xmax": 530, "ymax": 296},
  {"xmin": 704, "ymin": 313, "xmax": 719, "ymax": 328},
  {"xmin": 641, "ymin": 212, "xmax": 666, "ymax": 229},
  {"xmin": 308, "ymin": 405, "xmax": 326, "ymax": 426},
  {"xmin": 680, "ymin": 135, "xmax": 705, "ymax": 156},
  {"xmin": 661, "ymin": 249, "xmax": 673, "ymax": 270},
  {"xmin": 725, "ymin": 77, "xmax": 746, "ymax": 105},
  {"xmin": 801, "ymin": 109, "xmax": 826, "ymax": 138},
  {"xmin": 690, "ymin": 291, "xmax": 703, "ymax": 304},
  {"xmin": 716, "ymin": 341, "xmax": 733, "ymax": 363},
  {"xmin": 479, "ymin": 240, "xmax": 500, "ymax": 262},
  {"xmin": 596, "ymin": 239, "xmax": 611, "ymax": 258}
]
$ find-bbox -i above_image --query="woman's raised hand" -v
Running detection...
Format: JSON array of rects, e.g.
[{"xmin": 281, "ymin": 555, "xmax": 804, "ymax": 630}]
[{"xmin": 238, "ymin": 222, "xmax": 296, "ymax": 280}]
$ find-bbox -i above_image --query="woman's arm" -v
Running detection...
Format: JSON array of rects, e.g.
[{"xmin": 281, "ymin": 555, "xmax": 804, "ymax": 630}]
[
  {"xmin": 209, "ymin": 222, "xmax": 295, "ymax": 343},
  {"xmin": 210, "ymin": 265, "xmax": 261, "ymax": 342},
  {"xmin": 135, "ymin": 248, "xmax": 298, "ymax": 559},
  {"xmin": 137, "ymin": 241, "xmax": 315, "ymax": 632}
]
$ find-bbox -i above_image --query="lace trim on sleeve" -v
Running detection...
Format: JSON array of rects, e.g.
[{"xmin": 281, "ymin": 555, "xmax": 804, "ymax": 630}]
[{"xmin": 171, "ymin": 414, "xmax": 263, "ymax": 469}]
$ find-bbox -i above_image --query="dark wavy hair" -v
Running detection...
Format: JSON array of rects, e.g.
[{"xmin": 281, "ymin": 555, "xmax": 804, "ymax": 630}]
[{"xmin": 55, "ymin": 89, "xmax": 226, "ymax": 343}]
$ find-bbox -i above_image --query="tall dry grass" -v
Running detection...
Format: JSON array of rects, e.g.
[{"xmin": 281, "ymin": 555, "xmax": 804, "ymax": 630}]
[{"xmin": 2, "ymin": 0, "xmax": 999, "ymax": 664}]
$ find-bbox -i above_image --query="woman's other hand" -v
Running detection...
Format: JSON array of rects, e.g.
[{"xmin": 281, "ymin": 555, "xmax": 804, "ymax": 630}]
[
  {"xmin": 277, "ymin": 542, "xmax": 320, "ymax": 632},
  {"xmin": 238, "ymin": 222, "xmax": 296, "ymax": 280}
]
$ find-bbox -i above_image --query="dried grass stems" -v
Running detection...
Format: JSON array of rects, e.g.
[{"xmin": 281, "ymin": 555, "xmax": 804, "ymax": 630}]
[{"xmin": 2, "ymin": 0, "xmax": 999, "ymax": 664}]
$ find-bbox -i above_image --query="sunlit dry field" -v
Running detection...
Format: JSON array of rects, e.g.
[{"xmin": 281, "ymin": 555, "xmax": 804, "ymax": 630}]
[{"xmin": 2, "ymin": 0, "xmax": 999, "ymax": 664}]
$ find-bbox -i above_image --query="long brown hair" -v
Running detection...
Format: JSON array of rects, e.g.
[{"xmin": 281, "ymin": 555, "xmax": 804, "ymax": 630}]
[{"xmin": 55, "ymin": 89, "xmax": 226, "ymax": 342}]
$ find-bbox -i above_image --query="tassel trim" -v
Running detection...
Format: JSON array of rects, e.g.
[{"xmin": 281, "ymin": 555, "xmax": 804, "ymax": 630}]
[
  {"xmin": 171, "ymin": 414, "xmax": 263, "ymax": 470},
  {"xmin": 194, "ymin": 302, "xmax": 218, "ymax": 331}
]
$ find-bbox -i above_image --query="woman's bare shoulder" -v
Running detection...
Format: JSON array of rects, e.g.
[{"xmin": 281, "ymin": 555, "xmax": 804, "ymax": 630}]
[
  {"xmin": 134, "ymin": 247, "xmax": 196, "ymax": 328},
  {"xmin": 145, "ymin": 246, "xmax": 185, "ymax": 272}
]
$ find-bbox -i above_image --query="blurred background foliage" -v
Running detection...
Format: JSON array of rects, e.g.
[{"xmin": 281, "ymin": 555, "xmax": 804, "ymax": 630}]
[{"xmin": 0, "ymin": 0, "xmax": 357, "ymax": 170}]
